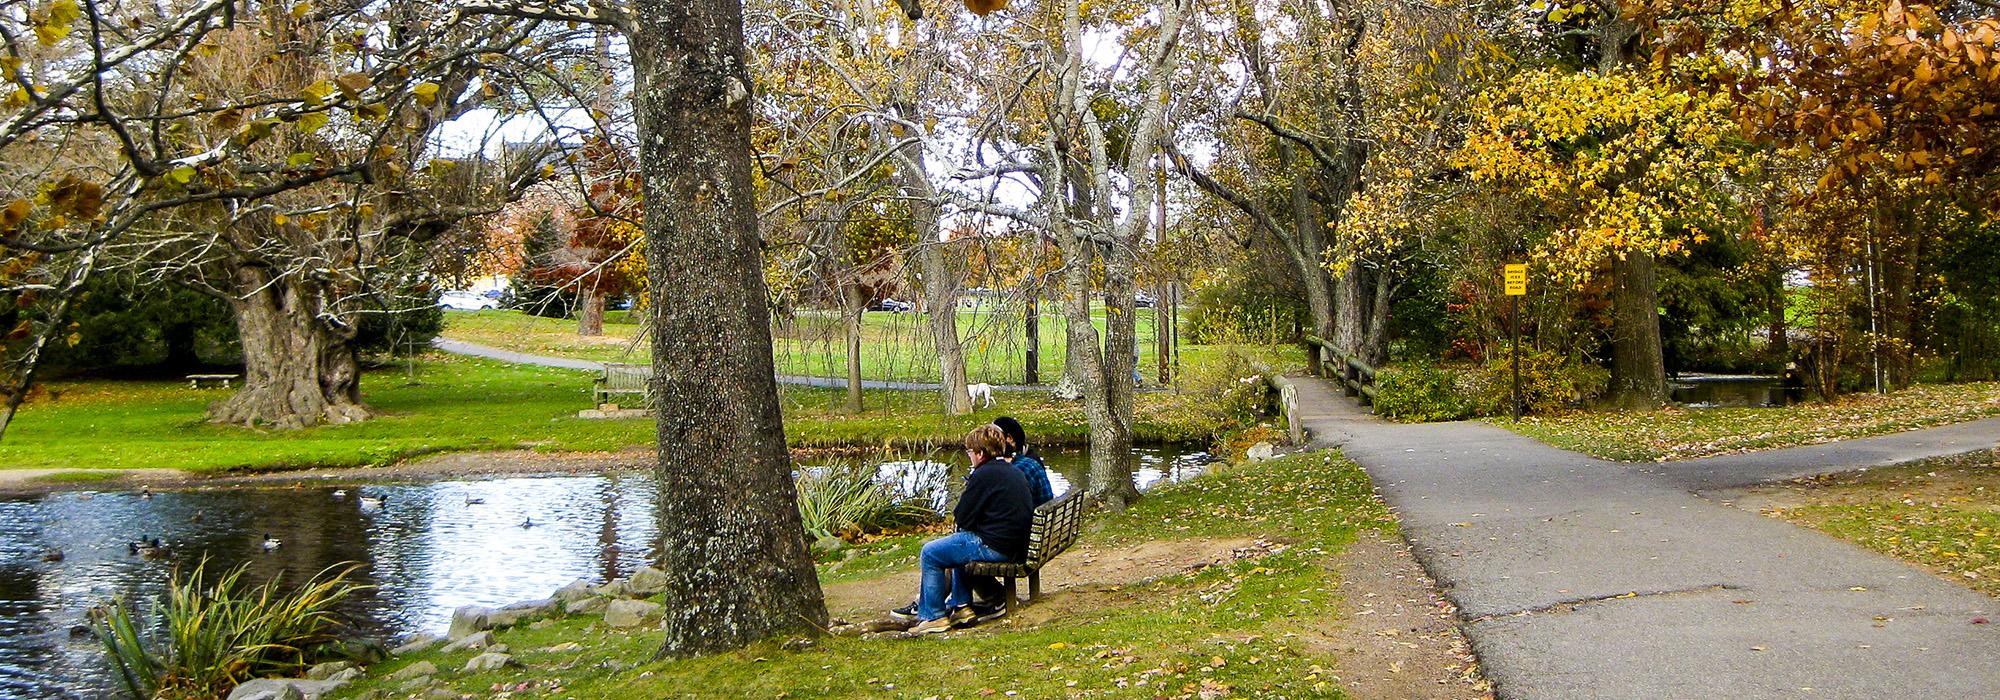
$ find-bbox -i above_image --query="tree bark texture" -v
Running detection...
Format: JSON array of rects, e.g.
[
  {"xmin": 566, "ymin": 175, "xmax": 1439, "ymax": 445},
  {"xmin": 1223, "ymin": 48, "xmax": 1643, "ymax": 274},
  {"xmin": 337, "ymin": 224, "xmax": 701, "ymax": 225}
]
[
  {"xmin": 577, "ymin": 287, "xmax": 608, "ymax": 336},
  {"xmin": 891, "ymin": 115, "xmax": 970, "ymax": 415},
  {"xmin": 1092, "ymin": 246, "xmax": 1142, "ymax": 510},
  {"xmin": 1879, "ymin": 225, "xmax": 1919, "ymax": 389},
  {"xmin": 629, "ymin": 0, "xmax": 827, "ymax": 659},
  {"xmin": 1024, "ymin": 284, "xmax": 1041, "ymax": 385},
  {"xmin": 843, "ymin": 283, "xmax": 866, "ymax": 413},
  {"xmin": 918, "ymin": 241, "xmax": 971, "ymax": 415},
  {"xmin": 1606, "ymin": 251, "xmax": 1668, "ymax": 409},
  {"xmin": 207, "ymin": 264, "xmax": 372, "ymax": 429}
]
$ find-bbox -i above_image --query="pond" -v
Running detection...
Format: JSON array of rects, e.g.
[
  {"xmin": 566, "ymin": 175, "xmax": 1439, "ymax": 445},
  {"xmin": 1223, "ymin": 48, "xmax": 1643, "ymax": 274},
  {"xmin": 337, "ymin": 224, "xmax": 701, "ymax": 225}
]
[
  {"xmin": 1670, "ymin": 375, "xmax": 1801, "ymax": 408},
  {"xmin": 0, "ymin": 446, "xmax": 1211, "ymax": 698}
]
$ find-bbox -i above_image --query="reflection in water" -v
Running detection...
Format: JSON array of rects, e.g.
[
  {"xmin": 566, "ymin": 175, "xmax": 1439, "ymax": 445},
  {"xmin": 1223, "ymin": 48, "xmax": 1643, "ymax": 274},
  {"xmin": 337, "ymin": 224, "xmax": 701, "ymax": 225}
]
[
  {"xmin": 875, "ymin": 448, "xmax": 1215, "ymax": 512},
  {"xmin": 0, "ymin": 447, "xmax": 1206, "ymax": 698},
  {"xmin": 1670, "ymin": 376, "xmax": 1792, "ymax": 408}
]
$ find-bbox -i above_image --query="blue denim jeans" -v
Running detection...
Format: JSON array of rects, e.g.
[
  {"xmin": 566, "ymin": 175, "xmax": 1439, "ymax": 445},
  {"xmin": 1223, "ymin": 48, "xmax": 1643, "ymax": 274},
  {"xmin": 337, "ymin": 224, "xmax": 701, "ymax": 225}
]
[{"xmin": 917, "ymin": 531, "xmax": 1008, "ymax": 621}]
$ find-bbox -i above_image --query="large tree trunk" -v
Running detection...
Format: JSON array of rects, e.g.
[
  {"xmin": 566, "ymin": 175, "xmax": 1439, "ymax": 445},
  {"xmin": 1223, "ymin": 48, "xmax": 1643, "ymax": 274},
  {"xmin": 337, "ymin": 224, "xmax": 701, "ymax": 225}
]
[
  {"xmin": 1091, "ymin": 245, "xmax": 1141, "ymax": 510},
  {"xmin": 208, "ymin": 267, "xmax": 371, "ymax": 429},
  {"xmin": 1058, "ymin": 235, "xmax": 1137, "ymax": 509},
  {"xmin": 1606, "ymin": 252, "xmax": 1668, "ymax": 409},
  {"xmin": 1594, "ymin": 4, "xmax": 1667, "ymax": 409},
  {"xmin": 629, "ymin": 0, "xmax": 827, "ymax": 659},
  {"xmin": 1333, "ymin": 267, "xmax": 1366, "ymax": 358},
  {"xmin": 1363, "ymin": 266, "xmax": 1395, "ymax": 366},
  {"xmin": 577, "ymin": 285, "xmax": 607, "ymax": 336}
]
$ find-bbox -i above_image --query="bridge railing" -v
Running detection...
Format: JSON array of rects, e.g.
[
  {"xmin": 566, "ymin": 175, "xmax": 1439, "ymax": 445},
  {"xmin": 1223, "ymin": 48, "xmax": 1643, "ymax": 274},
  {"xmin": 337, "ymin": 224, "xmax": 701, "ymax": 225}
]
[{"xmin": 1303, "ymin": 335, "xmax": 1377, "ymax": 407}]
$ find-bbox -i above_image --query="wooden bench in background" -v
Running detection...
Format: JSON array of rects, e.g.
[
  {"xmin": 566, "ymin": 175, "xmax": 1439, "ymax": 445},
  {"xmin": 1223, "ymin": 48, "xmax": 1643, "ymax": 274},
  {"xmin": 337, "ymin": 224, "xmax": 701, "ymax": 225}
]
[
  {"xmin": 592, "ymin": 363, "xmax": 650, "ymax": 407},
  {"xmin": 186, "ymin": 374, "xmax": 239, "ymax": 389},
  {"xmin": 965, "ymin": 490, "xmax": 1086, "ymax": 613}
]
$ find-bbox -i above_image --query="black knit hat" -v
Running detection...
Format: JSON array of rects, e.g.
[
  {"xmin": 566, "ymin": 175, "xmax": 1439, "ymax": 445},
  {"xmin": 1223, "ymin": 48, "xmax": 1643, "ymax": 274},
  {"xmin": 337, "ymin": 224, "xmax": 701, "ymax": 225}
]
[{"xmin": 992, "ymin": 416, "xmax": 1028, "ymax": 455}]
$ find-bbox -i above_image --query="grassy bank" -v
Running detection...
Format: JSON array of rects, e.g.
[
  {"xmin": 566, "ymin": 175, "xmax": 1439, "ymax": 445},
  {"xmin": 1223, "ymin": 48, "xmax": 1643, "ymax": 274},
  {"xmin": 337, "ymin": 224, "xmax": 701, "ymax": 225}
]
[
  {"xmin": 1, "ymin": 352, "xmax": 1265, "ymax": 472},
  {"xmin": 443, "ymin": 308, "xmax": 1172, "ymax": 386},
  {"xmin": 1734, "ymin": 451, "xmax": 2000, "ymax": 597},
  {"xmin": 1503, "ymin": 381, "xmax": 2000, "ymax": 462},
  {"xmin": 329, "ymin": 452, "xmax": 1420, "ymax": 699}
]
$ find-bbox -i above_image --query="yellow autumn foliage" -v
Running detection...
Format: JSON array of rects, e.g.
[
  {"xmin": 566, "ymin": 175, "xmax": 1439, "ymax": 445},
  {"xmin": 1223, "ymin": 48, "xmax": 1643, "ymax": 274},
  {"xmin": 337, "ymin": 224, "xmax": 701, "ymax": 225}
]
[{"xmin": 1453, "ymin": 68, "xmax": 1753, "ymax": 281}]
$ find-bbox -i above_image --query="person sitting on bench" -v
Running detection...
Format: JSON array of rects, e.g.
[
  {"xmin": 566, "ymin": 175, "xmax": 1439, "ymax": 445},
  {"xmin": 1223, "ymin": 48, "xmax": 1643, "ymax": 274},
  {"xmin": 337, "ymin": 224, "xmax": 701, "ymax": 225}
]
[{"xmin": 897, "ymin": 424, "xmax": 1033, "ymax": 634}]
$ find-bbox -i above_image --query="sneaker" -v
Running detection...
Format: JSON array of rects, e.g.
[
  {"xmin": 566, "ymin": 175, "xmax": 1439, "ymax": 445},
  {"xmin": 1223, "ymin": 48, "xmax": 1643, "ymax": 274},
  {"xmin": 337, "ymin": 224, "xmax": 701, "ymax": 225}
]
[
  {"xmin": 909, "ymin": 617, "xmax": 954, "ymax": 635},
  {"xmin": 969, "ymin": 600, "xmax": 1008, "ymax": 623},
  {"xmin": 949, "ymin": 605, "xmax": 976, "ymax": 625},
  {"xmin": 888, "ymin": 602, "xmax": 919, "ymax": 622}
]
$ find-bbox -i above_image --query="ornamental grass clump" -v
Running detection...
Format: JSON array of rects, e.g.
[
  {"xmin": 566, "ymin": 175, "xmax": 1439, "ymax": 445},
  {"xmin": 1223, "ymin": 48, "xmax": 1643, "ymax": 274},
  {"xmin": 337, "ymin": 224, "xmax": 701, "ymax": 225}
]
[
  {"xmin": 92, "ymin": 559, "xmax": 369, "ymax": 700},
  {"xmin": 795, "ymin": 461, "xmax": 937, "ymax": 542}
]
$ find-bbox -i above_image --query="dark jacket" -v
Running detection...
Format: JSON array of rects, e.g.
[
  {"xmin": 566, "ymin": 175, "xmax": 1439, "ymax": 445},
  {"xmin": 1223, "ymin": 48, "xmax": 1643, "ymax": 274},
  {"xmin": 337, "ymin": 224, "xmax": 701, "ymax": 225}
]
[{"xmin": 954, "ymin": 457, "xmax": 1034, "ymax": 561}]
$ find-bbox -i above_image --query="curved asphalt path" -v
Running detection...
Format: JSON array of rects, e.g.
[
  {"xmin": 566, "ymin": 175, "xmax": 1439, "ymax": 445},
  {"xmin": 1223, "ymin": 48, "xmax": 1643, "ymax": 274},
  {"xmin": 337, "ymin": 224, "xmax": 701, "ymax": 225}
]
[
  {"xmin": 432, "ymin": 337, "xmax": 1047, "ymax": 392},
  {"xmin": 1295, "ymin": 376, "xmax": 2000, "ymax": 699}
]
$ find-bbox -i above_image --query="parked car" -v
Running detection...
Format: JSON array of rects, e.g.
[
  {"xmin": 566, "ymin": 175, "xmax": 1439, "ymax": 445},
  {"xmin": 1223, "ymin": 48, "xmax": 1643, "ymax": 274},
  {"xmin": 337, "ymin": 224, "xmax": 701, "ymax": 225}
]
[
  {"xmin": 439, "ymin": 290, "xmax": 498, "ymax": 310},
  {"xmin": 867, "ymin": 298, "xmax": 915, "ymax": 312},
  {"xmin": 1135, "ymin": 291, "xmax": 1158, "ymax": 309}
]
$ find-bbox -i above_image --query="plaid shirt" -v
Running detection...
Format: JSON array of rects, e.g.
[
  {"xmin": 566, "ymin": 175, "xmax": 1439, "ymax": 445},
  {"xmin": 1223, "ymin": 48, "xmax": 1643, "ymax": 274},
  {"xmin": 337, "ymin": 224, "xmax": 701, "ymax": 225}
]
[{"xmin": 1011, "ymin": 451, "xmax": 1055, "ymax": 507}]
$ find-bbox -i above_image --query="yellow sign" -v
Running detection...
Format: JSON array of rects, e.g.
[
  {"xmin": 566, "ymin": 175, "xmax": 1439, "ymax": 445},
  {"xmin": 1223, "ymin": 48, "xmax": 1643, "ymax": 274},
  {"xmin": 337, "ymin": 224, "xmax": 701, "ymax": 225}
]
[{"xmin": 1504, "ymin": 264, "xmax": 1528, "ymax": 296}]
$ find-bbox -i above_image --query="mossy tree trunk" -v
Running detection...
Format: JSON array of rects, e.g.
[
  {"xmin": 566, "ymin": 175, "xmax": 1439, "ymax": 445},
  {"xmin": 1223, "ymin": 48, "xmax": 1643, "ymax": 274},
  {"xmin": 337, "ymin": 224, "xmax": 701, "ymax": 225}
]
[{"xmin": 629, "ymin": 0, "xmax": 827, "ymax": 659}]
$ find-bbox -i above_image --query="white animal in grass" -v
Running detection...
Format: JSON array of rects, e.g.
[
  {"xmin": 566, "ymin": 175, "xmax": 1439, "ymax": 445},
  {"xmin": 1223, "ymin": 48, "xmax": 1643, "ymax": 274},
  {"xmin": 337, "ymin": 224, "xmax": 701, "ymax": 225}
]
[{"xmin": 967, "ymin": 383, "xmax": 996, "ymax": 409}]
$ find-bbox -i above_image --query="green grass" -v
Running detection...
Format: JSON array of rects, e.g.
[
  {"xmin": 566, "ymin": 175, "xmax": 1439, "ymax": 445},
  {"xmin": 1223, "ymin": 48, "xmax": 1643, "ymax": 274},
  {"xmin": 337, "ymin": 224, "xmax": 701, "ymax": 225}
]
[
  {"xmin": 2, "ymin": 350, "xmax": 1265, "ymax": 472},
  {"xmin": 444, "ymin": 307, "xmax": 1175, "ymax": 385},
  {"xmin": 328, "ymin": 451, "xmax": 1397, "ymax": 699},
  {"xmin": 1744, "ymin": 451, "xmax": 2000, "ymax": 597},
  {"xmin": 0, "ymin": 356, "xmax": 643, "ymax": 472},
  {"xmin": 1502, "ymin": 381, "xmax": 2000, "ymax": 461}
]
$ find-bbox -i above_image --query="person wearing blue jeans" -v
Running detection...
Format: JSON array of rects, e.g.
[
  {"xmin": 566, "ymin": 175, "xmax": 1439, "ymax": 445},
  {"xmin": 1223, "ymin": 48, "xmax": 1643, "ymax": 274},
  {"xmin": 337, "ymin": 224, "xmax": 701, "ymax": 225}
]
[{"xmin": 903, "ymin": 424, "xmax": 1033, "ymax": 634}]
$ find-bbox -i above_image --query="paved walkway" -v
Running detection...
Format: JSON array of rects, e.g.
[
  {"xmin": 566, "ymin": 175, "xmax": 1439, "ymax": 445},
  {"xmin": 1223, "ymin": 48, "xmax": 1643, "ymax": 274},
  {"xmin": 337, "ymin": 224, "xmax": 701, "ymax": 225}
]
[
  {"xmin": 432, "ymin": 337, "xmax": 1046, "ymax": 392},
  {"xmin": 1294, "ymin": 376, "xmax": 2000, "ymax": 699}
]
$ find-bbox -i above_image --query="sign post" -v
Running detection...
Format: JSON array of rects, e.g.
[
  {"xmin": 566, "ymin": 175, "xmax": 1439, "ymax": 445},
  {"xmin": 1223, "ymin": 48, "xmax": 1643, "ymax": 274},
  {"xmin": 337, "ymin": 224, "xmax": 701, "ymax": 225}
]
[{"xmin": 1504, "ymin": 264, "xmax": 1528, "ymax": 421}]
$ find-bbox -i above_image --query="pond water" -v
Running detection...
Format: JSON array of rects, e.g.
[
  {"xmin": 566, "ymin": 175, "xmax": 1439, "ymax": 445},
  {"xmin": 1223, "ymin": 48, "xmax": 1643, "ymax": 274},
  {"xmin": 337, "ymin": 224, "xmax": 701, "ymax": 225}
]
[
  {"xmin": 0, "ymin": 446, "xmax": 1209, "ymax": 698},
  {"xmin": 1670, "ymin": 375, "xmax": 1800, "ymax": 408}
]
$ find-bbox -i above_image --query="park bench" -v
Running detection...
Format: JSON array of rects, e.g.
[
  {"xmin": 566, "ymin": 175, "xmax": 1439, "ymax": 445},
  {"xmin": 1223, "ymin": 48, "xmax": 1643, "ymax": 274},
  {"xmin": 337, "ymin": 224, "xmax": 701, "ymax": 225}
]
[
  {"xmin": 592, "ymin": 363, "xmax": 650, "ymax": 407},
  {"xmin": 185, "ymin": 374, "xmax": 239, "ymax": 389},
  {"xmin": 964, "ymin": 490, "xmax": 1085, "ymax": 614}
]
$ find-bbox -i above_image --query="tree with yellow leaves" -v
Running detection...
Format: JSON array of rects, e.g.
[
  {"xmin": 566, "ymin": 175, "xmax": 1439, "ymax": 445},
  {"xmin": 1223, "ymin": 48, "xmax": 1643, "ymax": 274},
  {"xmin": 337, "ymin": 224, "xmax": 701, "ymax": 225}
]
[{"xmin": 1454, "ymin": 66, "xmax": 1754, "ymax": 407}]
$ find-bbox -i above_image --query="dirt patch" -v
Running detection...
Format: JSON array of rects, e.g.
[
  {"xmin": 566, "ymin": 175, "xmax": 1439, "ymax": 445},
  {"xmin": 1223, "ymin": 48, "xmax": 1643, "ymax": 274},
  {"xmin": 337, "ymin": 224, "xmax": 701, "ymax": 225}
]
[
  {"xmin": 1306, "ymin": 530, "xmax": 1490, "ymax": 700},
  {"xmin": 0, "ymin": 468, "xmax": 186, "ymax": 495},
  {"xmin": 823, "ymin": 536, "xmax": 1263, "ymax": 623}
]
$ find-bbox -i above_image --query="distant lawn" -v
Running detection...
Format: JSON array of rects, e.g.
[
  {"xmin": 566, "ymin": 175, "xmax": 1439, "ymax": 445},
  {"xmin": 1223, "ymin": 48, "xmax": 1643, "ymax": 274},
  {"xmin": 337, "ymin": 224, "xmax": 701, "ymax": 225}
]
[
  {"xmin": 443, "ymin": 307, "xmax": 1173, "ymax": 385},
  {"xmin": 0, "ymin": 356, "xmax": 642, "ymax": 472},
  {"xmin": 1, "ymin": 351, "xmax": 1264, "ymax": 472},
  {"xmin": 1739, "ymin": 451, "xmax": 2000, "ymax": 597},
  {"xmin": 1504, "ymin": 381, "xmax": 2000, "ymax": 462}
]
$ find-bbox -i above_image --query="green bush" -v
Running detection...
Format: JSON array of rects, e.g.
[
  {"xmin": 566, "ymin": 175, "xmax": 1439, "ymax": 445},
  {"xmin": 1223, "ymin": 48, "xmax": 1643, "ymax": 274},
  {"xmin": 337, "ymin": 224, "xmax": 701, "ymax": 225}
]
[
  {"xmin": 1182, "ymin": 262, "xmax": 1308, "ymax": 345},
  {"xmin": 1467, "ymin": 348, "xmax": 1608, "ymax": 416},
  {"xmin": 93, "ymin": 559, "xmax": 369, "ymax": 700},
  {"xmin": 1135, "ymin": 350, "xmax": 1273, "ymax": 447},
  {"xmin": 795, "ymin": 462, "xmax": 937, "ymax": 541},
  {"xmin": 1373, "ymin": 365, "xmax": 1477, "ymax": 422},
  {"xmin": 354, "ymin": 292, "xmax": 444, "ymax": 358},
  {"xmin": 32, "ymin": 273, "xmax": 240, "ymax": 374}
]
